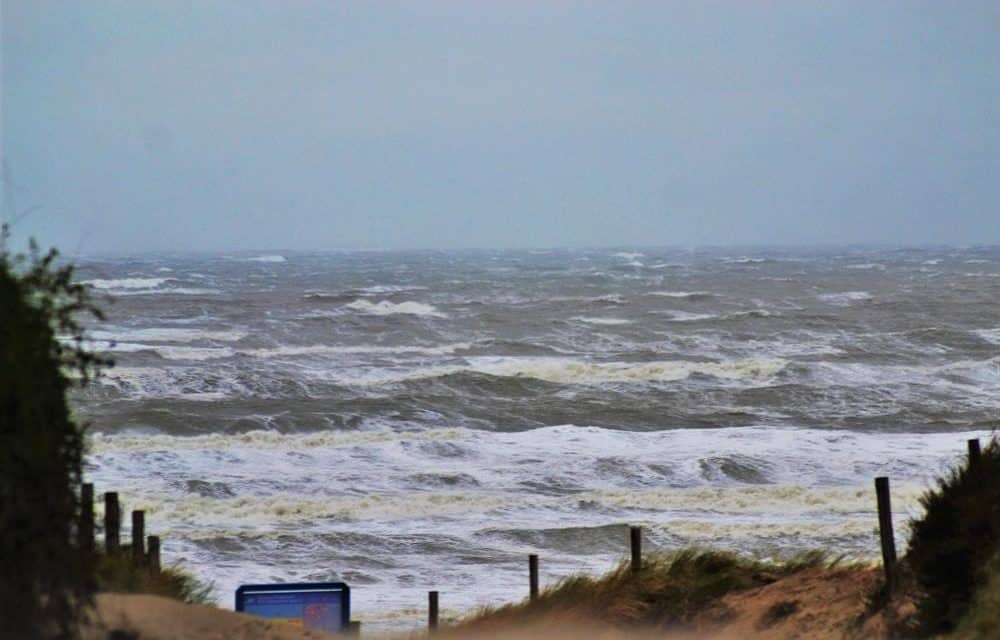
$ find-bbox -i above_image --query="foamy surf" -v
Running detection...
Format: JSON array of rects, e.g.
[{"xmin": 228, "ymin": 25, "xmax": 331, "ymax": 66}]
[{"xmin": 346, "ymin": 299, "xmax": 446, "ymax": 317}]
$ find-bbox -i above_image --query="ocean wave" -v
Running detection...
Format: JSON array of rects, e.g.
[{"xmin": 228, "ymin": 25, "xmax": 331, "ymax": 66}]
[
  {"xmin": 818, "ymin": 291, "xmax": 873, "ymax": 305},
  {"xmin": 577, "ymin": 483, "xmax": 925, "ymax": 516},
  {"xmin": 346, "ymin": 299, "xmax": 446, "ymax": 318},
  {"xmin": 83, "ymin": 277, "xmax": 173, "ymax": 290},
  {"xmin": 975, "ymin": 328, "xmax": 1000, "ymax": 345},
  {"xmin": 89, "ymin": 328, "xmax": 248, "ymax": 343},
  {"xmin": 119, "ymin": 491, "xmax": 509, "ymax": 532},
  {"xmin": 573, "ymin": 317, "xmax": 632, "ymax": 326},
  {"xmin": 103, "ymin": 343, "xmax": 235, "ymax": 361},
  {"xmin": 90, "ymin": 427, "xmax": 469, "ymax": 452},
  {"xmin": 357, "ymin": 356, "xmax": 789, "ymax": 386},
  {"xmin": 113, "ymin": 287, "xmax": 221, "ymax": 296},
  {"xmin": 612, "ymin": 252, "xmax": 644, "ymax": 261},
  {"xmin": 647, "ymin": 291, "xmax": 714, "ymax": 299},
  {"xmin": 241, "ymin": 342, "xmax": 471, "ymax": 358},
  {"xmin": 844, "ymin": 263, "xmax": 886, "ymax": 270},
  {"xmin": 247, "ymin": 254, "xmax": 286, "ymax": 263},
  {"xmin": 653, "ymin": 310, "xmax": 718, "ymax": 322}
]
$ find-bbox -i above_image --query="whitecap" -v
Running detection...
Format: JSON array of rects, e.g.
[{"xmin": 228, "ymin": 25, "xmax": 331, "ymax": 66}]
[
  {"xmin": 573, "ymin": 317, "xmax": 633, "ymax": 326},
  {"xmin": 345, "ymin": 299, "xmax": 446, "ymax": 318},
  {"xmin": 647, "ymin": 291, "xmax": 714, "ymax": 299},
  {"xmin": 247, "ymin": 254, "xmax": 286, "ymax": 263},
  {"xmin": 347, "ymin": 356, "xmax": 788, "ymax": 386},
  {"xmin": 844, "ymin": 263, "xmax": 885, "ymax": 270},
  {"xmin": 818, "ymin": 291, "xmax": 873, "ymax": 305},
  {"xmin": 83, "ymin": 277, "xmax": 173, "ymax": 290},
  {"xmin": 89, "ymin": 328, "xmax": 247, "ymax": 343}
]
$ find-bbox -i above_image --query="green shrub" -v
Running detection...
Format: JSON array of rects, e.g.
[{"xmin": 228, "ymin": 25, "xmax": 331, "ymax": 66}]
[
  {"xmin": 906, "ymin": 437, "xmax": 1000, "ymax": 635},
  {"xmin": 0, "ymin": 228, "xmax": 110, "ymax": 639},
  {"xmin": 953, "ymin": 549, "xmax": 1000, "ymax": 640}
]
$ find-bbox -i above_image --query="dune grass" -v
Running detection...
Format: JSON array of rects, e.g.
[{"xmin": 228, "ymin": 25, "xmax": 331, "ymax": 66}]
[
  {"xmin": 96, "ymin": 548, "xmax": 215, "ymax": 605},
  {"xmin": 452, "ymin": 549, "xmax": 837, "ymax": 634}
]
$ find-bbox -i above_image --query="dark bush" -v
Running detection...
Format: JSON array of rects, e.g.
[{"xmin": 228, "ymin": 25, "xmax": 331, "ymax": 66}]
[
  {"xmin": 0, "ymin": 228, "xmax": 110, "ymax": 640},
  {"xmin": 906, "ymin": 437, "xmax": 1000, "ymax": 635}
]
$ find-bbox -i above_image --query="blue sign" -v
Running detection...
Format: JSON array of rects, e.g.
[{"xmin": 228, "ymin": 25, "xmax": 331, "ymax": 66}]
[{"xmin": 235, "ymin": 582, "xmax": 350, "ymax": 634}]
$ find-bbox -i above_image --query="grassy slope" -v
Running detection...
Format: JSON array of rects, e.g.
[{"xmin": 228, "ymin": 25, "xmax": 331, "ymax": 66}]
[{"xmin": 450, "ymin": 550, "xmax": 838, "ymax": 635}]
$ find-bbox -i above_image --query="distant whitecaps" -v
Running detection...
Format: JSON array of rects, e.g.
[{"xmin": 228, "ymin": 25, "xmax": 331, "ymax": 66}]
[
  {"xmin": 573, "ymin": 317, "xmax": 632, "ymax": 326},
  {"xmin": 818, "ymin": 291, "xmax": 873, "ymax": 305},
  {"xmin": 654, "ymin": 310, "xmax": 718, "ymax": 322},
  {"xmin": 647, "ymin": 291, "xmax": 714, "ymax": 299},
  {"xmin": 844, "ymin": 263, "xmax": 885, "ymax": 270},
  {"xmin": 345, "ymin": 299, "xmax": 446, "ymax": 318},
  {"xmin": 83, "ymin": 277, "xmax": 173, "ymax": 290},
  {"xmin": 89, "ymin": 328, "xmax": 248, "ymax": 343},
  {"xmin": 247, "ymin": 254, "xmax": 286, "ymax": 263}
]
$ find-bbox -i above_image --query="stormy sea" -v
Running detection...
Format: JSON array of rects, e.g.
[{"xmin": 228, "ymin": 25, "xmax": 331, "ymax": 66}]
[{"xmin": 72, "ymin": 246, "xmax": 999, "ymax": 630}]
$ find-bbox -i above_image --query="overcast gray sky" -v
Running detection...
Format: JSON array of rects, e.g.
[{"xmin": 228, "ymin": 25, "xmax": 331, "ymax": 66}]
[{"xmin": 2, "ymin": 1, "xmax": 998, "ymax": 253}]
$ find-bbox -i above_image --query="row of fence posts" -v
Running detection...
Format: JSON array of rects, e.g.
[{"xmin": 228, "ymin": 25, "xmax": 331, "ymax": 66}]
[
  {"xmin": 410, "ymin": 437, "xmax": 986, "ymax": 635},
  {"xmin": 78, "ymin": 483, "xmax": 161, "ymax": 572}
]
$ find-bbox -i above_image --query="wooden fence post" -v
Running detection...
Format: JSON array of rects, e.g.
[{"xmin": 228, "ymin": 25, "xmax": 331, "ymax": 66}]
[
  {"xmin": 147, "ymin": 536, "xmax": 161, "ymax": 573},
  {"xmin": 875, "ymin": 477, "xmax": 897, "ymax": 591},
  {"xmin": 132, "ymin": 510, "xmax": 145, "ymax": 564},
  {"xmin": 969, "ymin": 438, "xmax": 982, "ymax": 466},
  {"xmin": 80, "ymin": 483, "xmax": 94, "ymax": 552},
  {"xmin": 428, "ymin": 590, "xmax": 439, "ymax": 632},
  {"xmin": 630, "ymin": 526, "xmax": 642, "ymax": 574},
  {"xmin": 104, "ymin": 492, "xmax": 120, "ymax": 554},
  {"xmin": 529, "ymin": 554, "xmax": 539, "ymax": 601}
]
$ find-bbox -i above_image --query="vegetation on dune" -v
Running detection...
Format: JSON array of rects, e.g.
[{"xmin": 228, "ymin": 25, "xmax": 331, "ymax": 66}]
[
  {"xmin": 0, "ymin": 227, "xmax": 111, "ymax": 639},
  {"xmin": 454, "ymin": 549, "xmax": 836, "ymax": 634},
  {"xmin": 96, "ymin": 551, "xmax": 215, "ymax": 605},
  {"xmin": 906, "ymin": 437, "xmax": 1000, "ymax": 637}
]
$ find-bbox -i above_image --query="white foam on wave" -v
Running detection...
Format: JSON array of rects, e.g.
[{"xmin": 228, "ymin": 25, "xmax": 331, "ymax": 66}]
[
  {"xmin": 844, "ymin": 263, "xmax": 886, "ymax": 270},
  {"xmin": 573, "ymin": 317, "xmax": 632, "ymax": 326},
  {"xmin": 247, "ymin": 254, "xmax": 286, "ymax": 263},
  {"xmin": 975, "ymin": 328, "xmax": 1000, "ymax": 345},
  {"xmin": 654, "ymin": 310, "xmax": 718, "ymax": 322},
  {"xmin": 348, "ymin": 356, "xmax": 788, "ymax": 386},
  {"xmin": 91, "ymin": 426, "xmax": 467, "ymax": 452},
  {"xmin": 346, "ymin": 299, "xmax": 446, "ymax": 318},
  {"xmin": 612, "ymin": 252, "xmax": 644, "ymax": 261},
  {"xmin": 360, "ymin": 285, "xmax": 428, "ymax": 295},
  {"xmin": 243, "ymin": 342, "xmax": 471, "ymax": 358},
  {"xmin": 104, "ymin": 343, "xmax": 234, "ymax": 361},
  {"xmin": 90, "ymin": 328, "xmax": 247, "ymax": 343},
  {"xmin": 647, "ymin": 291, "xmax": 714, "ymax": 299},
  {"xmin": 818, "ymin": 291, "xmax": 873, "ymax": 305},
  {"xmin": 722, "ymin": 257, "xmax": 766, "ymax": 264},
  {"xmin": 83, "ymin": 277, "xmax": 173, "ymax": 290}
]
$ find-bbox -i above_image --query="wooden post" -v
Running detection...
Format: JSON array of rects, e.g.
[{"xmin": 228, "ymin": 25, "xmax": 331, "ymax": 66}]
[
  {"xmin": 875, "ymin": 477, "xmax": 897, "ymax": 591},
  {"xmin": 347, "ymin": 620, "xmax": 361, "ymax": 636},
  {"xmin": 147, "ymin": 536, "xmax": 161, "ymax": 573},
  {"xmin": 104, "ymin": 492, "xmax": 120, "ymax": 554},
  {"xmin": 428, "ymin": 590, "xmax": 439, "ymax": 632},
  {"xmin": 529, "ymin": 554, "xmax": 539, "ymax": 601},
  {"xmin": 132, "ymin": 510, "xmax": 145, "ymax": 563},
  {"xmin": 80, "ymin": 483, "xmax": 94, "ymax": 552},
  {"xmin": 630, "ymin": 526, "xmax": 642, "ymax": 573},
  {"xmin": 969, "ymin": 438, "xmax": 982, "ymax": 466}
]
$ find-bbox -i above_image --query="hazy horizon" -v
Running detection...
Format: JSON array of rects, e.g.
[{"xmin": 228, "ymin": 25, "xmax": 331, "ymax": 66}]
[{"xmin": 4, "ymin": 2, "xmax": 998, "ymax": 253}]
